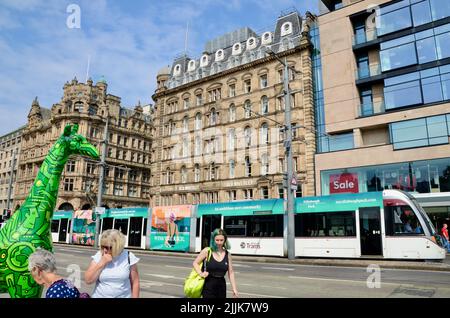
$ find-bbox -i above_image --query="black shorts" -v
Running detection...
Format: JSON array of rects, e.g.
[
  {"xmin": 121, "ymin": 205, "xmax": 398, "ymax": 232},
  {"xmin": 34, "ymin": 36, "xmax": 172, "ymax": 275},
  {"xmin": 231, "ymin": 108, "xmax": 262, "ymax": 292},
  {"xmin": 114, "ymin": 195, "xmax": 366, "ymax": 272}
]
[{"xmin": 202, "ymin": 276, "xmax": 226, "ymax": 298}]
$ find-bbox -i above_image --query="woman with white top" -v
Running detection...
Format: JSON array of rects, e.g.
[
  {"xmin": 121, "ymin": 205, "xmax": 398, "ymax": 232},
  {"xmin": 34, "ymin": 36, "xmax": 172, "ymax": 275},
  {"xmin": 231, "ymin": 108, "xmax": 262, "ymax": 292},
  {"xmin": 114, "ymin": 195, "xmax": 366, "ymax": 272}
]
[{"xmin": 85, "ymin": 229, "xmax": 140, "ymax": 298}]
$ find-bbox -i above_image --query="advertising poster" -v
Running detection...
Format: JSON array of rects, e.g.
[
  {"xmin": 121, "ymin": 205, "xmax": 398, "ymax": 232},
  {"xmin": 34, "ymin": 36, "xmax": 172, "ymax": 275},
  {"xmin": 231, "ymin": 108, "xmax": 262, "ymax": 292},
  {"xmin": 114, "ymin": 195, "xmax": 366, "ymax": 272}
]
[
  {"xmin": 329, "ymin": 172, "xmax": 359, "ymax": 194},
  {"xmin": 150, "ymin": 205, "xmax": 192, "ymax": 251},
  {"xmin": 72, "ymin": 209, "xmax": 96, "ymax": 246}
]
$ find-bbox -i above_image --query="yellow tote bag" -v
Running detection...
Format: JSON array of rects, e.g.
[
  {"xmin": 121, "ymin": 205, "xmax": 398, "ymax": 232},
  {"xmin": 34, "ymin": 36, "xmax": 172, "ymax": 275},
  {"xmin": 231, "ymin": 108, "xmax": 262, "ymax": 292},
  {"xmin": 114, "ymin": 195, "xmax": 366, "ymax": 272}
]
[{"xmin": 184, "ymin": 248, "xmax": 212, "ymax": 298}]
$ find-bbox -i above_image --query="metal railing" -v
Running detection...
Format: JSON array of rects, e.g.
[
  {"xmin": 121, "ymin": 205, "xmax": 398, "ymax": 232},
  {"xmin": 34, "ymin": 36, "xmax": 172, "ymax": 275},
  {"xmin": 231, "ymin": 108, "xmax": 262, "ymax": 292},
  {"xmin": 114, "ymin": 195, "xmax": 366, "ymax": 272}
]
[
  {"xmin": 353, "ymin": 28, "xmax": 378, "ymax": 46},
  {"xmin": 359, "ymin": 101, "xmax": 386, "ymax": 117},
  {"xmin": 355, "ymin": 64, "xmax": 381, "ymax": 80}
]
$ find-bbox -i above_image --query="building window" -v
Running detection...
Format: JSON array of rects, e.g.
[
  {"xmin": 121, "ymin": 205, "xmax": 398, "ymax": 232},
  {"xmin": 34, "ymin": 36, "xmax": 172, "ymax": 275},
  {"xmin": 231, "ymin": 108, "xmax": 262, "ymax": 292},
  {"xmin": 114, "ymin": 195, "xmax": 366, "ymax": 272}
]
[
  {"xmin": 261, "ymin": 153, "xmax": 269, "ymax": 175},
  {"xmin": 195, "ymin": 136, "xmax": 201, "ymax": 156},
  {"xmin": 244, "ymin": 100, "xmax": 252, "ymax": 118},
  {"xmin": 229, "ymin": 104, "xmax": 236, "ymax": 122},
  {"xmin": 228, "ymin": 128, "xmax": 236, "ymax": 150},
  {"xmin": 260, "ymin": 74, "xmax": 268, "ymax": 88},
  {"xmin": 390, "ymin": 115, "xmax": 449, "ymax": 150},
  {"xmin": 64, "ymin": 178, "xmax": 74, "ymax": 191},
  {"xmin": 229, "ymin": 160, "xmax": 235, "ymax": 178},
  {"xmin": 183, "ymin": 98, "xmax": 190, "ymax": 109},
  {"xmin": 244, "ymin": 126, "xmax": 252, "ymax": 147},
  {"xmin": 183, "ymin": 116, "xmax": 189, "ymax": 132},
  {"xmin": 209, "ymin": 108, "xmax": 218, "ymax": 126},
  {"xmin": 245, "ymin": 156, "xmax": 251, "ymax": 177},
  {"xmin": 244, "ymin": 189, "xmax": 253, "ymax": 200},
  {"xmin": 228, "ymin": 84, "xmax": 236, "ymax": 97},
  {"xmin": 278, "ymin": 183, "xmax": 285, "ymax": 199},
  {"xmin": 244, "ymin": 79, "xmax": 251, "ymax": 93},
  {"xmin": 208, "ymin": 163, "xmax": 216, "ymax": 180},
  {"xmin": 196, "ymin": 94, "xmax": 203, "ymax": 106},
  {"xmin": 260, "ymin": 123, "xmax": 269, "ymax": 144},
  {"xmin": 261, "ymin": 96, "xmax": 269, "ymax": 114},
  {"xmin": 209, "ymin": 88, "xmax": 221, "ymax": 102},
  {"xmin": 261, "ymin": 186, "xmax": 269, "ymax": 199},
  {"xmin": 66, "ymin": 160, "xmax": 76, "ymax": 172},
  {"xmin": 194, "ymin": 164, "xmax": 200, "ymax": 182},
  {"xmin": 128, "ymin": 185, "xmax": 138, "ymax": 197},
  {"xmin": 228, "ymin": 190, "xmax": 237, "ymax": 201},
  {"xmin": 195, "ymin": 113, "xmax": 202, "ymax": 130},
  {"xmin": 181, "ymin": 166, "xmax": 188, "ymax": 183}
]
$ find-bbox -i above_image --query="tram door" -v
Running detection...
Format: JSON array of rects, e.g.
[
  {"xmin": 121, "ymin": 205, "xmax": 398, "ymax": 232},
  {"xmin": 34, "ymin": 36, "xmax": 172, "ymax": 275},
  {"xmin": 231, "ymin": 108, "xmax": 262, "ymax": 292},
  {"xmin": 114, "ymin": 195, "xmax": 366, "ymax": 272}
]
[
  {"xmin": 58, "ymin": 218, "xmax": 69, "ymax": 242},
  {"xmin": 359, "ymin": 207, "xmax": 382, "ymax": 255},
  {"xmin": 128, "ymin": 217, "xmax": 143, "ymax": 247},
  {"xmin": 201, "ymin": 214, "xmax": 221, "ymax": 249}
]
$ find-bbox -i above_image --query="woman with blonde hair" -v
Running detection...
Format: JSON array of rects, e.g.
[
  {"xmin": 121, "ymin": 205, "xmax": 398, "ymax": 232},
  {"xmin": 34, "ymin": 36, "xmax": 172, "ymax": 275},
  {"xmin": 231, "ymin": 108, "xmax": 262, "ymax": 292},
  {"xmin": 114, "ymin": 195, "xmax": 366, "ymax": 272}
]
[{"xmin": 85, "ymin": 229, "xmax": 140, "ymax": 298}]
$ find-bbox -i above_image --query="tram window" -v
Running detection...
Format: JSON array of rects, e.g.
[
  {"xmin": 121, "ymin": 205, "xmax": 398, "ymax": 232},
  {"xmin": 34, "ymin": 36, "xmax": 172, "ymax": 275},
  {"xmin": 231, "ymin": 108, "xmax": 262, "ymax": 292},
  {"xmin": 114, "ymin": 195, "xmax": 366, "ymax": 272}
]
[
  {"xmin": 295, "ymin": 212, "xmax": 356, "ymax": 237},
  {"xmin": 114, "ymin": 218, "xmax": 129, "ymax": 235},
  {"xmin": 384, "ymin": 206, "xmax": 424, "ymax": 235},
  {"xmin": 224, "ymin": 215, "xmax": 283, "ymax": 237},
  {"xmin": 51, "ymin": 220, "xmax": 60, "ymax": 233},
  {"xmin": 101, "ymin": 217, "xmax": 114, "ymax": 232}
]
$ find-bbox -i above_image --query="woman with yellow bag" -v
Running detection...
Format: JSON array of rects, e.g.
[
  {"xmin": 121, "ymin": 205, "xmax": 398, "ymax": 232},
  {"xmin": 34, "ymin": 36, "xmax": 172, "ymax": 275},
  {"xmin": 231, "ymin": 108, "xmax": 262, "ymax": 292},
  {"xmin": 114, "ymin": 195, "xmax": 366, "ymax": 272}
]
[{"xmin": 192, "ymin": 228, "xmax": 239, "ymax": 298}]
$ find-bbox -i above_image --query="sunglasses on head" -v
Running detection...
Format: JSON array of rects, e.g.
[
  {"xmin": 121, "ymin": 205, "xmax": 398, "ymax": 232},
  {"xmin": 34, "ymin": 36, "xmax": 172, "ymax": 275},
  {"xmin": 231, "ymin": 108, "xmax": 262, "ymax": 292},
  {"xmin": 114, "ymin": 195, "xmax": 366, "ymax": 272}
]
[{"xmin": 101, "ymin": 245, "xmax": 112, "ymax": 250}]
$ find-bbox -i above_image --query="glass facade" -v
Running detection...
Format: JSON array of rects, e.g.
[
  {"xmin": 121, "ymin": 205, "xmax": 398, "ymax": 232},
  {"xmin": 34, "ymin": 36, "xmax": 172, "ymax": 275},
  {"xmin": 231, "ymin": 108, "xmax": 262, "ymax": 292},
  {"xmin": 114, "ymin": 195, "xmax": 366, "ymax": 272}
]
[
  {"xmin": 389, "ymin": 114, "xmax": 450, "ymax": 150},
  {"xmin": 377, "ymin": 0, "xmax": 450, "ymax": 36},
  {"xmin": 380, "ymin": 24, "xmax": 450, "ymax": 72},
  {"xmin": 321, "ymin": 157, "xmax": 450, "ymax": 195},
  {"xmin": 384, "ymin": 65, "xmax": 450, "ymax": 110}
]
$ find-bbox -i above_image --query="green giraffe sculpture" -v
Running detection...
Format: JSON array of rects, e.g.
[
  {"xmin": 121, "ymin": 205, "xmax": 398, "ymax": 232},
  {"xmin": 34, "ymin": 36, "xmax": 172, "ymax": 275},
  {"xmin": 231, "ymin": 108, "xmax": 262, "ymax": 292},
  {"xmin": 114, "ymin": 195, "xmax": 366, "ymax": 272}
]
[{"xmin": 0, "ymin": 123, "xmax": 99, "ymax": 298}]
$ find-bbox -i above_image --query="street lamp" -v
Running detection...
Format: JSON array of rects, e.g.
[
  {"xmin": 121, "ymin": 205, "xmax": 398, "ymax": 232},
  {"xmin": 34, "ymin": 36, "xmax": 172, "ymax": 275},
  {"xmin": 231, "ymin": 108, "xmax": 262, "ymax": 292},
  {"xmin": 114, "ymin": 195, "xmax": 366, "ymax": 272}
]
[{"xmin": 266, "ymin": 47, "xmax": 300, "ymax": 260}]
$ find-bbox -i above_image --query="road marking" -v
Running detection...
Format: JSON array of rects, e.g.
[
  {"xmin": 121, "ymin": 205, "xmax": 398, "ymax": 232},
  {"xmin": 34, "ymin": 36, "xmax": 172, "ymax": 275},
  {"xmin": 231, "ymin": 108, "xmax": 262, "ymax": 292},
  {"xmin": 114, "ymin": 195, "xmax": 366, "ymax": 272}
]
[
  {"xmin": 288, "ymin": 275, "xmax": 399, "ymax": 286},
  {"xmin": 261, "ymin": 267, "xmax": 295, "ymax": 271},
  {"xmin": 165, "ymin": 265, "xmax": 191, "ymax": 270},
  {"xmin": 146, "ymin": 274, "xmax": 177, "ymax": 279}
]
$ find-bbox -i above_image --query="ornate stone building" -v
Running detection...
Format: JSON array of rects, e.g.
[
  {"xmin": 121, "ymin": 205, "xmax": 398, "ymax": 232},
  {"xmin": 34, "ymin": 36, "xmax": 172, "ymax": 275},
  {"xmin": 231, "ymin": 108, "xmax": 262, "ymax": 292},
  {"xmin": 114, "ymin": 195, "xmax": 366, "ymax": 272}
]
[
  {"xmin": 15, "ymin": 78, "xmax": 153, "ymax": 210},
  {"xmin": 151, "ymin": 11, "xmax": 317, "ymax": 206},
  {"xmin": 0, "ymin": 126, "xmax": 25, "ymax": 214}
]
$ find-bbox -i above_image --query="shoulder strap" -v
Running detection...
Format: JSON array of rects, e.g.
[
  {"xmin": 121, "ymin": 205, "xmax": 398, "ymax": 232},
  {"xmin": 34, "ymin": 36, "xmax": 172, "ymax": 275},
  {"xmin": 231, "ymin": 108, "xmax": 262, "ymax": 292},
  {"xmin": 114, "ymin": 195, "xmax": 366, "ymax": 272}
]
[
  {"xmin": 203, "ymin": 248, "xmax": 212, "ymax": 271},
  {"xmin": 128, "ymin": 251, "xmax": 130, "ymax": 265}
]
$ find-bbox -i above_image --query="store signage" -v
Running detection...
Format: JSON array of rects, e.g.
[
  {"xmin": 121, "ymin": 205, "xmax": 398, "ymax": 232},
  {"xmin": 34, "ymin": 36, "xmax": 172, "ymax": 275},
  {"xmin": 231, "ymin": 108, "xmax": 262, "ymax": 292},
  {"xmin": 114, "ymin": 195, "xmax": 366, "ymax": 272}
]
[{"xmin": 330, "ymin": 173, "xmax": 359, "ymax": 194}]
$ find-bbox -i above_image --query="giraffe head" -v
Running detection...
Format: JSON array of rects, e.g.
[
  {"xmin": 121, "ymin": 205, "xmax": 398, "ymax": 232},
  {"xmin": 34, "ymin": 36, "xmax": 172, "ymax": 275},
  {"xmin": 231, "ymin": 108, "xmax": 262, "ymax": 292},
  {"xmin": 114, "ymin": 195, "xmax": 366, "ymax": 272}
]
[{"xmin": 59, "ymin": 123, "xmax": 100, "ymax": 160}]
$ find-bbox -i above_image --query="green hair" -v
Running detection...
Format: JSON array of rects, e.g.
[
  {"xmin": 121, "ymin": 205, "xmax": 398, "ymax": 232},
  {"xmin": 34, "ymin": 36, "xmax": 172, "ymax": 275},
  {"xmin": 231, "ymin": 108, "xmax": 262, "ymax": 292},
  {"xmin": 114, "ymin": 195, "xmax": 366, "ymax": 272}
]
[{"xmin": 209, "ymin": 228, "xmax": 230, "ymax": 251}]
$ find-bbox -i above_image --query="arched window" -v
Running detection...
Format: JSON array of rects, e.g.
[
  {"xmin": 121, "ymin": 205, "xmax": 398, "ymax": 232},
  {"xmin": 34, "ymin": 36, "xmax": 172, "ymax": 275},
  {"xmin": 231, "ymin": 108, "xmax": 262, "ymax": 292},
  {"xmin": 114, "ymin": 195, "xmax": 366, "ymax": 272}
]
[
  {"xmin": 261, "ymin": 154, "xmax": 269, "ymax": 175},
  {"xmin": 244, "ymin": 126, "xmax": 252, "ymax": 147},
  {"xmin": 183, "ymin": 116, "xmax": 189, "ymax": 132},
  {"xmin": 281, "ymin": 22, "xmax": 293, "ymax": 36},
  {"xmin": 166, "ymin": 168, "xmax": 171, "ymax": 184},
  {"xmin": 261, "ymin": 96, "xmax": 269, "ymax": 114},
  {"xmin": 260, "ymin": 123, "xmax": 269, "ymax": 144},
  {"xmin": 181, "ymin": 166, "xmax": 187, "ymax": 183},
  {"xmin": 244, "ymin": 100, "xmax": 251, "ymax": 118},
  {"xmin": 210, "ymin": 108, "xmax": 217, "ymax": 126},
  {"xmin": 195, "ymin": 113, "xmax": 202, "ymax": 130},
  {"xmin": 229, "ymin": 160, "xmax": 235, "ymax": 178},
  {"xmin": 194, "ymin": 164, "xmax": 200, "ymax": 182},
  {"xmin": 245, "ymin": 156, "xmax": 251, "ymax": 177},
  {"xmin": 182, "ymin": 138, "xmax": 188, "ymax": 157},
  {"xmin": 228, "ymin": 128, "xmax": 236, "ymax": 150},
  {"xmin": 195, "ymin": 136, "xmax": 201, "ymax": 156},
  {"xmin": 229, "ymin": 104, "xmax": 236, "ymax": 122},
  {"xmin": 209, "ymin": 162, "xmax": 216, "ymax": 180}
]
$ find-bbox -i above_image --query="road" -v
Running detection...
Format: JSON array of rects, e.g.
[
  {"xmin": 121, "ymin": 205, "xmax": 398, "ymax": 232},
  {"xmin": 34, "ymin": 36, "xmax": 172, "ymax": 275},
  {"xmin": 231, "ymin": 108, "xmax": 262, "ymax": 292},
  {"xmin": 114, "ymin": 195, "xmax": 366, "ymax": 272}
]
[{"xmin": 3, "ymin": 244, "xmax": 449, "ymax": 298}]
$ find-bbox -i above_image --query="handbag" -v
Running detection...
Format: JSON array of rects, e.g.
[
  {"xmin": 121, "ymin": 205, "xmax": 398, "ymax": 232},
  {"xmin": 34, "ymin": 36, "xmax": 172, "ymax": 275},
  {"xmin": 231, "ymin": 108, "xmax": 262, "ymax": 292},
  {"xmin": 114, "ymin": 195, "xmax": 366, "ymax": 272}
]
[{"xmin": 184, "ymin": 248, "xmax": 212, "ymax": 298}]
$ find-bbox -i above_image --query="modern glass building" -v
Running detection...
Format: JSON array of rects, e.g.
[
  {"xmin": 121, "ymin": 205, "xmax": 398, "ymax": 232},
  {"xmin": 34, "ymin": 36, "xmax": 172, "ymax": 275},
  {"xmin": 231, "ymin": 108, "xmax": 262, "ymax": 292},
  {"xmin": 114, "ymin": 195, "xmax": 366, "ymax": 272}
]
[{"xmin": 315, "ymin": 0, "xmax": 450, "ymax": 227}]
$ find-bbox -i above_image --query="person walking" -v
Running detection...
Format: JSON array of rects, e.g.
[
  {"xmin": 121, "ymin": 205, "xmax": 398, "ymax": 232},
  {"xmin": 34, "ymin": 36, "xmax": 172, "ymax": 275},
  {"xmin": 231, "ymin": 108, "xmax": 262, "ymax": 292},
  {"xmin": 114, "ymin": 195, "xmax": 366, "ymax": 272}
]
[
  {"xmin": 85, "ymin": 229, "xmax": 140, "ymax": 298},
  {"xmin": 441, "ymin": 223, "xmax": 450, "ymax": 253},
  {"xmin": 192, "ymin": 228, "xmax": 238, "ymax": 298},
  {"xmin": 28, "ymin": 248, "xmax": 81, "ymax": 298}
]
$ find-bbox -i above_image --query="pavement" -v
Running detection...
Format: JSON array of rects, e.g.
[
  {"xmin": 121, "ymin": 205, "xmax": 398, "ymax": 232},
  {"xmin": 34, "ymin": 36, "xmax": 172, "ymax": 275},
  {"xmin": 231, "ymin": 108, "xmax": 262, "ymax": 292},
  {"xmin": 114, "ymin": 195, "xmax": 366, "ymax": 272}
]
[{"xmin": 54, "ymin": 242, "xmax": 450, "ymax": 272}]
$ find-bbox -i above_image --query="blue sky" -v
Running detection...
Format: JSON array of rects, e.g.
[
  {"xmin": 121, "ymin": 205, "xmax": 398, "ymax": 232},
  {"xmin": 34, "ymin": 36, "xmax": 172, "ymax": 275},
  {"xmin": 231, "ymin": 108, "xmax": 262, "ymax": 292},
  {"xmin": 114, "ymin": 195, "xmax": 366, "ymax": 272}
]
[{"xmin": 0, "ymin": 0, "xmax": 317, "ymax": 136}]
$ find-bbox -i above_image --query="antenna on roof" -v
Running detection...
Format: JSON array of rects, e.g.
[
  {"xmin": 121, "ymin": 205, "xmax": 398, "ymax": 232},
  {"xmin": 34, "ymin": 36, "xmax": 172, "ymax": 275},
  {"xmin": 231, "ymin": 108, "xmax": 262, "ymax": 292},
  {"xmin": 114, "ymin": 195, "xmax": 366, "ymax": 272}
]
[
  {"xmin": 85, "ymin": 54, "xmax": 91, "ymax": 83},
  {"xmin": 184, "ymin": 20, "xmax": 189, "ymax": 56}
]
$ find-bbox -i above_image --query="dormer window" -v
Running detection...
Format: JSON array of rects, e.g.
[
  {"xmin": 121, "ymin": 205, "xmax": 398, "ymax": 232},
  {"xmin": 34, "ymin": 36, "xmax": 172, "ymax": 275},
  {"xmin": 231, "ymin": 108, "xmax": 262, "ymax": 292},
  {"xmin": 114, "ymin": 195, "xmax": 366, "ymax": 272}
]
[
  {"xmin": 232, "ymin": 43, "xmax": 242, "ymax": 56},
  {"xmin": 246, "ymin": 37, "xmax": 257, "ymax": 50},
  {"xmin": 281, "ymin": 22, "xmax": 293, "ymax": 36},
  {"xmin": 173, "ymin": 64, "xmax": 182, "ymax": 76},
  {"xmin": 215, "ymin": 49, "xmax": 225, "ymax": 62},
  {"xmin": 200, "ymin": 54, "xmax": 209, "ymax": 67},
  {"xmin": 262, "ymin": 32, "xmax": 273, "ymax": 45},
  {"xmin": 188, "ymin": 60, "xmax": 196, "ymax": 72}
]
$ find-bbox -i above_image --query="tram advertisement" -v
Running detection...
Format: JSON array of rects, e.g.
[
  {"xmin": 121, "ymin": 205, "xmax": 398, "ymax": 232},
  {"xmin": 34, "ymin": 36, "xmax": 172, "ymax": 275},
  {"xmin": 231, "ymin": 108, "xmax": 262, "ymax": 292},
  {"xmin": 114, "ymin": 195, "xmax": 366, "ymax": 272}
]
[
  {"xmin": 151, "ymin": 205, "xmax": 192, "ymax": 251},
  {"xmin": 72, "ymin": 209, "xmax": 96, "ymax": 246}
]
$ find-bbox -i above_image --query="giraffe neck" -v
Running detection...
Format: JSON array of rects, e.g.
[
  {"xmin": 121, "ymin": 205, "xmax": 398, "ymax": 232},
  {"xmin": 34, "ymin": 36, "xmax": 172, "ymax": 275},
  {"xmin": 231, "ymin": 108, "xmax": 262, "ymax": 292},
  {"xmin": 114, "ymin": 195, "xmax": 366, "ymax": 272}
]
[{"xmin": 22, "ymin": 139, "xmax": 69, "ymax": 219}]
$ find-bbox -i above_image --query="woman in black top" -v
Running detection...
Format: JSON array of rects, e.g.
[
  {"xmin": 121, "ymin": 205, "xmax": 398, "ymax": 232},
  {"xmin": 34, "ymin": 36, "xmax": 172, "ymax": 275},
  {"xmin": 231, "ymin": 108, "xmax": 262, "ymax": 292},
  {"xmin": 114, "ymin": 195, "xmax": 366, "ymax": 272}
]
[{"xmin": 193, "ymin": 228, "xmax": 238, "ymax": 298}]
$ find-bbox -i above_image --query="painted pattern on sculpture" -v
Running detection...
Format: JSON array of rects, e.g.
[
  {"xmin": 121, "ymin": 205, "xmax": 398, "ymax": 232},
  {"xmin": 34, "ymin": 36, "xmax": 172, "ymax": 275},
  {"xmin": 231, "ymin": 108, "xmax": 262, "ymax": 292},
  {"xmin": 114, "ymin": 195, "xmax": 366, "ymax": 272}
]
[{"xmin": 0, "ymin": 124, "xmax": 99, "ymax": 298}]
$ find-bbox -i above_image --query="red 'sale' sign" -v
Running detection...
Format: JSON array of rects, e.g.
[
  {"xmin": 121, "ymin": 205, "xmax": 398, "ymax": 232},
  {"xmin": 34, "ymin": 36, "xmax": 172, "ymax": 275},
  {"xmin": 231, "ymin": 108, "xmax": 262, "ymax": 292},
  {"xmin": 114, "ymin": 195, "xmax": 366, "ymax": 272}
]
[{"xmin": 329, "ymin": 173, "xmax": 359, "ymax": 194}]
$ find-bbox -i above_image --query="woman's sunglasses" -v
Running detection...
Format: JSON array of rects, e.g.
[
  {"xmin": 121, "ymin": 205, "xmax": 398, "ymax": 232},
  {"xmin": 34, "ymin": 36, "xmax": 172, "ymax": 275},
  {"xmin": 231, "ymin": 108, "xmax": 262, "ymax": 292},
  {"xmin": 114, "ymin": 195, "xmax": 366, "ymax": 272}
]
[{"xmin": 101, "ymin": 245, "xmax": 112, "ymax": 250}]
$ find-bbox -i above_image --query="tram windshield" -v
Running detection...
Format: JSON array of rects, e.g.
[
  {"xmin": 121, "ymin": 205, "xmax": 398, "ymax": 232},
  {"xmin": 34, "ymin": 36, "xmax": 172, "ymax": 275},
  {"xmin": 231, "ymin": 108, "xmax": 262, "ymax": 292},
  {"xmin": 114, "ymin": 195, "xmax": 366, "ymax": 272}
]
[{"xmin": 403, "ymin": 191, "xmax": 437, "ymax": 237}]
